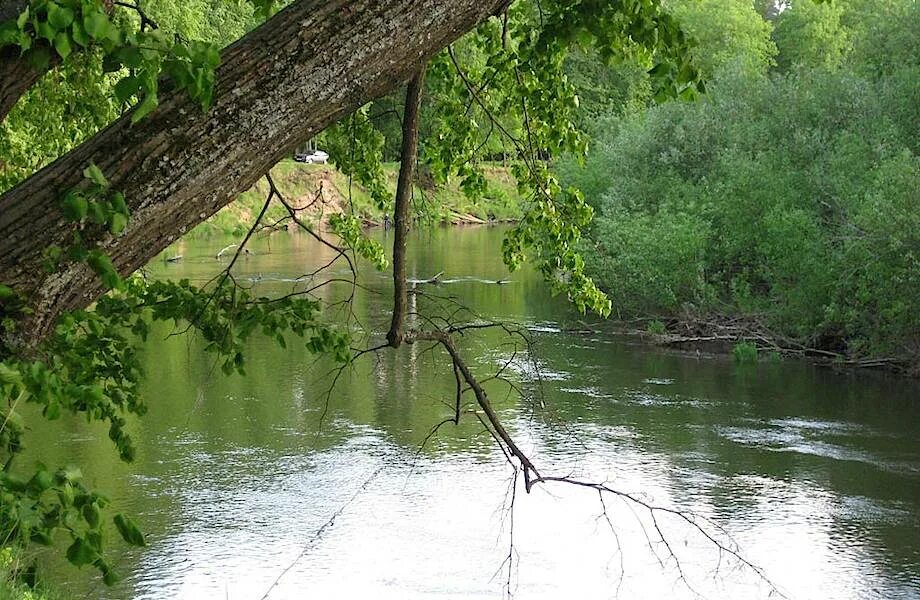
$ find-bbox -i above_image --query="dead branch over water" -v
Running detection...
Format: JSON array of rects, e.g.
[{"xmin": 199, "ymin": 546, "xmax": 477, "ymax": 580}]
[{"xmin": 209, "ymin": 70, "xmax": 785, "ymax": 599}]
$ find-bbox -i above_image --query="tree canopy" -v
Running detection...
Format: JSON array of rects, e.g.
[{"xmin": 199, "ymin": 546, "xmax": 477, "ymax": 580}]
[{"xmin": 558, "ymin": 0, "xmax": 919, "ymax": 367}]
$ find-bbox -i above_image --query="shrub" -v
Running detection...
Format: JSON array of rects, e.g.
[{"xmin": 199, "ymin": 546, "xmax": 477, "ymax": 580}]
[
  {"xmin": 733, "ymin": 342, "xmax": 759, "ymax": 364},
  {"xmin": 563, "ymin": 63, "xmax": 918, "ymax": 361},
  {"xmin": 646, "ymin": 320, "xmax": 667, "ymax": 335}
]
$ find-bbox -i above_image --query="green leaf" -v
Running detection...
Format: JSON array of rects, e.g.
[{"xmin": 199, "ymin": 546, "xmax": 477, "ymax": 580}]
[
  {"xmin": 57, "ymin": 483, "xmax": 74, "ymax": 507},
  {"xmin": 113, "ymin": 74, "xmax": 139, "ymax": 104},
  {"xmin": 124, "ymin": 49, "xmax": 146, "ymax": 71},
  {"xmin": 82, "ymin": 503, "xmax": 101, "ymax": 528},
  {"xmin": 86, "ymin": 250, "xmax": 121, "ymax": 290},
  {"xmin": 53, "ymin": 31, "xmax": 71, "ymax": 59},
  {"xmin": 28, "ymin": 468, "xmax": 53, "ymax": 492},
  {"xmin": 43, "ymin": 401, "xmax": 61, "ymax": 420},
  {"xmin": 0, "ymin": 284, "xmax": 14, "ymax": 300},
  {"xmin": 109, "ymin": 191, "xmax": 127, "ymax": 215},
  {"xmin": 83, "ymin": 11, "xmax": 109, "ymax": 40},
  {"xmin": 113, "ymin": 514, "xmax": 146, "ymax": 547},
  {"xmin": 0, "ymin": 364, "xmax": 22, "ymax": 385},
  {"xmin": 70, "ymin": 20, "xmax": 88, "ymax": 47},
  {"xmin": 0, "ymin": 22, "xmax": 20, "ymax": 47},
  {"xmin": 61, "ymin": 192, "xmax": 88, "ymax": 221},
  {"xmin": 36, "ymin": 20, "xmax": 56, "ymax": 42},
  {"xmin": 47, "ymin": 3, "xmax": 75, "ymax": 29},
  {"xmin": 131, "ymin": 92, "xmax": 158, "ymax": 123},
  {"xmin": 102, "ymin": 566, "xmax": 121, "ymax": 586},
  {"xmin": 109, "ymin": 212, "xmax": 127, "ymax": 235},
  {"xmin": 66, "ymin": 537, "xmax": 98, "ymax": 567},
  {"xmin": 87, "ymin": 200, "xmax": 106, "ymax": 225},
  {"xmin": 83, "ymin": 163, "xmax": 107, "ymax": 187},
  {"xmin": 16, "ymin": 6, "xmax": 29, "ymax": 30}
]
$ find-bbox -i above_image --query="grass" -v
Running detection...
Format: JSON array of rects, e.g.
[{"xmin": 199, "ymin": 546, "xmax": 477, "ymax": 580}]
[
  {"xmin": 0, "ymin": 549, "xmax": 60, "ymax": 600},
  {"xmin": 732, "ymin": 341, "xmax": 759, "ymax": 365},
  {"xmin": 646, "ymin": 320, "xmax": 667, "ymax": 335}
]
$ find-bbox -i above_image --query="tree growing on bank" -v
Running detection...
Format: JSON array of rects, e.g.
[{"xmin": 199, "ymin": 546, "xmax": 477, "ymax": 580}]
[{"xmin": 0, "ymin": 0, "xmax": 714, "ymax": 585}]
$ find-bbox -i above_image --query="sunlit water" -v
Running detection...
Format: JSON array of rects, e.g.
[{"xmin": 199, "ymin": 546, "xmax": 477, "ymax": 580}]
[{"xmin": 22, "ymin": 227, "xmax": 920, "ymax": 599}]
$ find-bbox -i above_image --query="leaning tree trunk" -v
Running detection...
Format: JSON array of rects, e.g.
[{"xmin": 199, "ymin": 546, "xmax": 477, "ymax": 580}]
[{"xmin": 0, "ymin": 0, "xmax": 509, "ymax": 347}]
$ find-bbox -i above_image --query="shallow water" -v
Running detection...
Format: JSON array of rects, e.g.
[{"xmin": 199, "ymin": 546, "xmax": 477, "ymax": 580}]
[{"xmin": 23, "ymin": 227, "xmax": 920, "ymax": 599}]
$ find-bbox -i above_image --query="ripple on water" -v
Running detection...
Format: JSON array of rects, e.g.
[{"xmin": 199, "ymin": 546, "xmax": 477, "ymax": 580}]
[
  {"xmin": 506, "ymin": 355, "xmax": 570, "ymax": 382},
  {"xmin": 643, "ymin": 378, "xmax": 675, "ymax": 385},
  {"xmin": 836, "ymin": 494, "xmax": 915, "ymax": 525},
  {"xmin": 558, "ymin": 386, "xmax": 613, "ymax": 400},
  {"xmin": 622, "ymin": 389, "xmax": 712, "ymax": 409},
  {"xmin": 716, "ymin": 423, "xmax": 920, "ymax": 476},
  {"xmin": 527, "ymin": 322, "xmax": 562, "ymax": 334},
  {"xmin": 766, "ymin": 417, "xmax": 870, "ymax": 435}
]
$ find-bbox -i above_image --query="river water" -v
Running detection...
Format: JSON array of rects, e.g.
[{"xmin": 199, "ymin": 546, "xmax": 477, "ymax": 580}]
[{"xmin": 24, "ymin": 227, "xmax": 920, "ymax": 599}]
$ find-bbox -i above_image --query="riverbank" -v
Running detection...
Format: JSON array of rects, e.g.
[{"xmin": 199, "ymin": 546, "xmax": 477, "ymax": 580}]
[
  {"xmin": 1, "ymin": 549, "xmax": 60, "ymax": 600},
  {"xmin": 188, "ymin": 161, "xmax": 523, "ymax": 239},
  {"xmin": 569, "ymin": 315, "xmax": 918, "ymax": 376}
]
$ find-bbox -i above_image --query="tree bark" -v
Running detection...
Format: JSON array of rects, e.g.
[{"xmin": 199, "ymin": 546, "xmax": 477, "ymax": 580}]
[
  {"xmin": 0, "ymin": 0, "xmax": 51, "ymax": 123},
  {"xmin": 0, "ymin": 0, "xmax": 507, "ymax": 347},
  {"xmin": 0, "ymin": 0, "xmax": 28, "ymax": 21},
  {"xmin": 386, "ymin": 66, "xmax": 426, "ymax": 348}
]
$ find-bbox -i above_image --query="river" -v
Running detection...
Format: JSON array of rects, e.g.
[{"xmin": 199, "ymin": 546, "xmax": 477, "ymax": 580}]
[{"xmin": 24, "ymin": 227, "xmax": 920, "ymax": 599}]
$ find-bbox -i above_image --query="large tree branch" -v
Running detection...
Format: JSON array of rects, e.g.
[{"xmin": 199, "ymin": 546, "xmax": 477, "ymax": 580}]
[
  {"xmin": 0, "ymin": 0, "xmax": 28, "ymax": 21},
  {"xmin": 0, "ymin": 0, "xmax": 508, "ymax": 347},
  {"xmin": 0, "ymin": 0, "xmax": 53, "ymax": 122},
  {"xmin": 0, "ymin": 47, "xmax": 50, "ymax": 123}
]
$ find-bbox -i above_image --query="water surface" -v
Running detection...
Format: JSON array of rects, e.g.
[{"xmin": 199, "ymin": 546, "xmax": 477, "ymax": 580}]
[{"xmin": 25, "ymin": 227, "xmax": 920, "ymax": 599}]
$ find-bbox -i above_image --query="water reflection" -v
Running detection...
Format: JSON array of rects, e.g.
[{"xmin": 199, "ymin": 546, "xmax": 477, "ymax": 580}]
[{"xmin": 20, "ymin": 227, "xmax": 920, "ymax": 599}]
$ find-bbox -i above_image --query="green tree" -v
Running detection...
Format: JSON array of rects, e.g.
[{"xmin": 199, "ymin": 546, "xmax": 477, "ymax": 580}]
[
  {"xmin": 668, "ymin": 0, "xmax": 778, "ymax": 78},
  {"xmin": 842, "ymin": 0, "xmax": 920, "ymax": 76},
  {"xmin": 0, "ymin": 0, "xmax": 702, "ymax": 587},
  {"xmin": 773, "ymin": 0, "xmax": 850, "ymax": 71}
]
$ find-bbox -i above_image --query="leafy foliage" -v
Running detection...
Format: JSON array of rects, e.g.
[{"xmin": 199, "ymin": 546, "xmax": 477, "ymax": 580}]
[
  {"xmin": 315, "ymin": 0, "xmax": 702, "ymax": 317},
  {"xmin": 0, "ymin": 0, "xmax": 218, "ymax": 120},
  {"xmin": 667, "ymin": 0, "xmax": 778, "ymax": 78},
  {"xmin": 0, "ymin": 271, "xmax": 351, "ymax": 580},
  {"xmin": 732, "ymin": 341, "xmax": 759, "ymax": 364},
  {"xmin": 328, "ymin": 213, "xmax": 389, "ymax": 271},
  {"xmin": 0, "ymin": 0, "xmax": 261, "ymax": 192},
  {"xmin": 562, "ymin": 0, "xmax": 919, "ymax": 360},
  {"xmin": 772, "ymin": 0, "xmax": 850, "ymax": 71}
]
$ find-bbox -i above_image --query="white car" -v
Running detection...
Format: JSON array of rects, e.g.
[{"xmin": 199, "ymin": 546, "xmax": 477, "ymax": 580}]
[{"xmin": 294, "ymin": 149, "xmax": 329, "ymax": 164}]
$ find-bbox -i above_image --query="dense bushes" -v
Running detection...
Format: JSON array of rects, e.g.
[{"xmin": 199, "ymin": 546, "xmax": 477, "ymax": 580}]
[{"xmin": 561, "ymin": 0, "xmax": 919, "ymax": 361}]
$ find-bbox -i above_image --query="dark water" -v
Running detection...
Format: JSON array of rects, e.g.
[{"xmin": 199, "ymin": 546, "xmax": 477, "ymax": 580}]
[{"xmin": 23, "ymin": 227, "xmax": 920, "ymax": 599}]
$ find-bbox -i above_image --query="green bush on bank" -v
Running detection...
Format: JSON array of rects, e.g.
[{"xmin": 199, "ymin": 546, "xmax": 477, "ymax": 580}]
[
  {"xmin": 563, "ymin": 63, "xmax": 919, "ymax": 360},
  {"xmin": 555, "ymin": 0, "xmax": 920, "ymax": 365}
]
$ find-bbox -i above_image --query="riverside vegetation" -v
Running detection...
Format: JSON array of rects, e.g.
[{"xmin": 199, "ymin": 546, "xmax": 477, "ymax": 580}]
[
  {"xmin": 0, "ymin": 0, "xmax": 916, "ymax": 597},
  {"xmin": 558, "ymin": 0, "xmax": 919, "ymax": 372}
]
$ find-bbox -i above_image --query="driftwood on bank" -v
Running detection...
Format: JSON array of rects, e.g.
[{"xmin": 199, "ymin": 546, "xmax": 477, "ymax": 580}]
[{"xmin": 567, "ymin": 316, "xmax": 915, "ymax": 375}]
